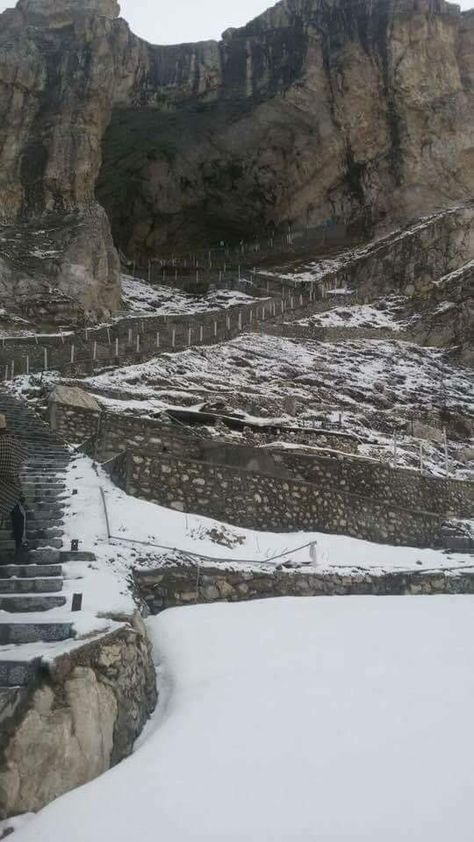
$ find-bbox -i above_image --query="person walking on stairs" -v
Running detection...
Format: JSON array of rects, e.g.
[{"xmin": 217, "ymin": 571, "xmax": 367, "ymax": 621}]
[{"xmin": 0, "ymin": 413, "xmax": 28, "ymax": 558}]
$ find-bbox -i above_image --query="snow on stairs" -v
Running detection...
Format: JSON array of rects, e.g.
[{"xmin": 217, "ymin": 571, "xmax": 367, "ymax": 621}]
[{"xmin": 0, "ymin": 389, "xmax": 76, "ymax": 688}]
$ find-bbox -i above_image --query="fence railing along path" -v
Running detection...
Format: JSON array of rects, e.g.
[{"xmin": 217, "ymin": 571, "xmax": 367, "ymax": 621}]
[
  {"xmin": 125, "ymin": 217, "xmax": 363, "ymax": 280},
  {"xmin": 0, "ymin": 280, "xmax": 320, "ymax": 381}
]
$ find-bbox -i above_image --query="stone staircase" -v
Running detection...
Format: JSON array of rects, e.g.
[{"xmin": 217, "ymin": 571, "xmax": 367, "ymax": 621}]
[{"xmin": 0, "ymin": 389, "xmax": 78, "ymax": 689}]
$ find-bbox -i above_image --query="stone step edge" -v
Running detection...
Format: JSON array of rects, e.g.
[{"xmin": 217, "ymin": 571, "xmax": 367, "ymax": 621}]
[{"xmin": 0, "ymin": 622, "xmax": 128, "ymax": 689}]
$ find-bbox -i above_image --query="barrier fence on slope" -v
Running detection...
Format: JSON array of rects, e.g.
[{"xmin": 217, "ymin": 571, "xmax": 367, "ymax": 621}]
[
  {"xmin": 0, "ymin": 282, "xmax": 320, "ymax": 380},
  {"xmin": 124, "ymin": 218, "xmax": 364, "ymax": 280}
]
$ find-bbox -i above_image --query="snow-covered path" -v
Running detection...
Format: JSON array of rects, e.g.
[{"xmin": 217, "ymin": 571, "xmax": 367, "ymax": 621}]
[{"xmin": 10, "ymin": 596, "xmax": 474, "ymax": 841}]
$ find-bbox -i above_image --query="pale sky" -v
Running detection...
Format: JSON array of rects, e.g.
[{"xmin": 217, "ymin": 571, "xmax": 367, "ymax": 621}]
[{"xmin": 0, "ymin": 0, "xmax": 472, "ymax": 43}]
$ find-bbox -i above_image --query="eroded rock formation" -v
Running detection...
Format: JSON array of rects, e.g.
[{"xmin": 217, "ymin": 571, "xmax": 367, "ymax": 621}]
[{"xmin": 0, "ymin": 0, "xmax": 473, "ymax": 318}]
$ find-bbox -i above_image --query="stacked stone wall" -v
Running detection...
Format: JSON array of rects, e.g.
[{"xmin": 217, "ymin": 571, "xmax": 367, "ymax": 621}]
[
  {"xmin": 52, "ymin": 405, "xmax": 359, "ymax": 460},
  {"xmin": 50, "ymin": 403, "xmax": 474, "ymax": 548},
  {"xmin": 135, "ymin": 565, "xmax": 474, "ymax": 614},
  {"xmin": 125, "ymin": 451, "xmax": 449, "ymax": 547}
]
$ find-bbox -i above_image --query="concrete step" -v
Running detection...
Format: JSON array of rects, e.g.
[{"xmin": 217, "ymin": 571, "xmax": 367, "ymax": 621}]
[
  {"xmin": 0, "ymin": 594, "xmax": 66, "ymax": 612},
  {"xmin": 21, "ymin": 482, "xmax": 66, "ymax": 489},
  {"xmin": 0, "ymin": 658, "xmax": 42, "ymax": 687},
  {"xmin": 22, "ymin": 495, "xmax": 67, "ymax": 505},
  {"xmin": 23, "ymin": 467, "xmax": 68, "ymax": 473},
  {"xmin": 19, "ymin": 538, "xmax": 63, "ymax": 550},
  {"xmin": 23, "ymin": 514, "xmax": 64, "ymax": 525},
  {"xmin": 23, "ymin": 479, "xmax": 66, "ymax": 486},
  {"xmin": 0, "ymin": 523, "xmax": 63, "ymax": 537},
  {"xmin": 59, "ymin": 551, "xmax": 96, "ymax": 563},
  {"xmin": 0, "ymin": 548, "xmax": 61, "ymax": 565},
  {"xmin": 22, "ymin": 481, "xmax": 66, "ymax": 488},
  {"xmin": 0, "ymin": 540, "xmax": 63, "ymax": 552},
  {"xmin": 26, "ymin": 504, "xmax": 64, "ymax": 515},
  {"xmin": 0, "ymin": 564, "xmax": 62, "ymax": 579},
  {"xmin": 22, "ymin": 471, "xmax": 66, "ymax": 480},
  {"xmin": 0, "ymin": 577, "xmax": 63, "ymax": 594},
  {"xmin": 0, "ymin": 621, "xmax": 73, "ymax": 644},
  {"xmin": 22, "ymin": 492, "xmax": 66, "ymax": 500},
  {"xmin": 0, "ymin": 529, "xmax": 63, "ymax": 542}
]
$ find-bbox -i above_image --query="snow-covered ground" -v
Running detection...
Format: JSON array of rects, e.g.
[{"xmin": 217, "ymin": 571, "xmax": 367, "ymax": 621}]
[
  {"xmin": 83, "ymin": 334, "xmax": 472, "ymax": 416},
  {"xmin": 0, "ymin": 277, "xmax": 259, "ymax": 337},
  {"xmin": 121, "ymin": 275, "xmax": 258, "ymax": 315},
  {"xmin": 0, "ymin": 309, "xmax": 35, "ymax": 338},
  {"xmin": 75, "ymin": 333, "xmax": 474, "ymax": 478},
  {"xmin": 9, "ymin": 595, "xmax": 474, "ymax": 842},
  {"xmin": 296, "ymin": 296, "xmax": 408, "ymax": 332},
  {"xmin": 56, "ymin": 453, "xmax": 474, "ymax": 625}
]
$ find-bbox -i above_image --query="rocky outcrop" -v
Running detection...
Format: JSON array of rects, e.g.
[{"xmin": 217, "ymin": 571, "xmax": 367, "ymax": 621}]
[
  {"xmin": 0, "ymin": 616, "xmax": 157, "ymax": 818},
  {"xmin": 0, "ymin": 0, "xmax": 473, "ymax": 317},
  {"xmin": 0, "ymin": 209, "xmax": 120, "ymax": 324},
  {"xmin": 0, "ymin": 0, "xmax": 128, "ymax": 320}
]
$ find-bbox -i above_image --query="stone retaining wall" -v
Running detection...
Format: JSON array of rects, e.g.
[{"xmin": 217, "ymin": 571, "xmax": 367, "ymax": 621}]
[
  {"xmin": 50, "ymin": 403, "xmax": 474, "ymax": 548},
  {"xmin": 94, "ymin": 411, "xmax": 473, "ymax": 520},
  {"xmin": 135, "ymin": 564, "xmax": 474, "ymax": 614},
  {"xmin": 51, "ymin": 403, "xmax": 359, "ymax": 458},
  {"xmin": 317, "ymin": 204, "xmax": 474, "ymax": 301},
  {"xmin": 125, "ymin": 451, "xmax": 448, "ymax": 547},
  {"xmin": 0, "ymin": 615, "xmax": 157, "ymax": 819},
  {"xmin": 274, "ymin": 449, "xmax": 473, "ymax": 517}
]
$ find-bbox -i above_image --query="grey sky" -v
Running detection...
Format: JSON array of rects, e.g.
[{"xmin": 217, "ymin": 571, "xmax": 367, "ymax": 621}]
[{"xmin": 0, "ymin": 0, "xmax": 472, "ymax": 43}]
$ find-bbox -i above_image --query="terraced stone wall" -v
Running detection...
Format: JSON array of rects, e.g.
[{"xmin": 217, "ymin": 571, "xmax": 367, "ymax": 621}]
[
  {"xmin": 51, "ymin": 405, "xmax": 358, "ymax": 460},
  {"xmin": 135, "ymin": 565, "xmax": 474, "ymax": 614},
  {"xmin": 91, "ymin": 412, "xmax": 472, "ymax": 520},
  {"xmin": 124, "ymin": 452, "xmax": 449, "ymax": 548},
  {"xmin": 50, "ymin": 403, "xmax": 473, "ymax": 548},
  {"xmin": 274, "ymin": 451, "xmax": 474, "ymax": 518}
]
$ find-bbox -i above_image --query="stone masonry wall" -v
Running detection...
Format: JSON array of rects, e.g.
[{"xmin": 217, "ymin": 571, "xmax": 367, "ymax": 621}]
[
  {"xmin": 0, "ymin": 615, "xmax": 157, "ymax": 819},
  {"xmin": 51, "ymin": 404, "xmax": 474, "ymax": 518},
  {"xmin": 126, "ymin": 452, "xmax": 448, "ymax": 548},
  {"xmin": 51, "ymin": 404, "xmax": 359, "ymax": 462},
  {"xmin": 135, "ymin": 565, "xmax": 474, "ymax": 614},
  {"xmin": 50, "ymin": 403, "xmax": 474, "ymax": 548}
]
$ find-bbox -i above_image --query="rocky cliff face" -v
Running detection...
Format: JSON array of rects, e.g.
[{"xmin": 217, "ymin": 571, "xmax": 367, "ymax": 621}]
[
  {"xmin": 98, "ymin": 0, "xmax": 474, "ymax": 255},
  {"xmin": 0, "ymin": 0, "xmax": 473, "ymax": 317},
  {"xmin": 0, "ymin": 0, "xmax": 129, "ymax": 320}
]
